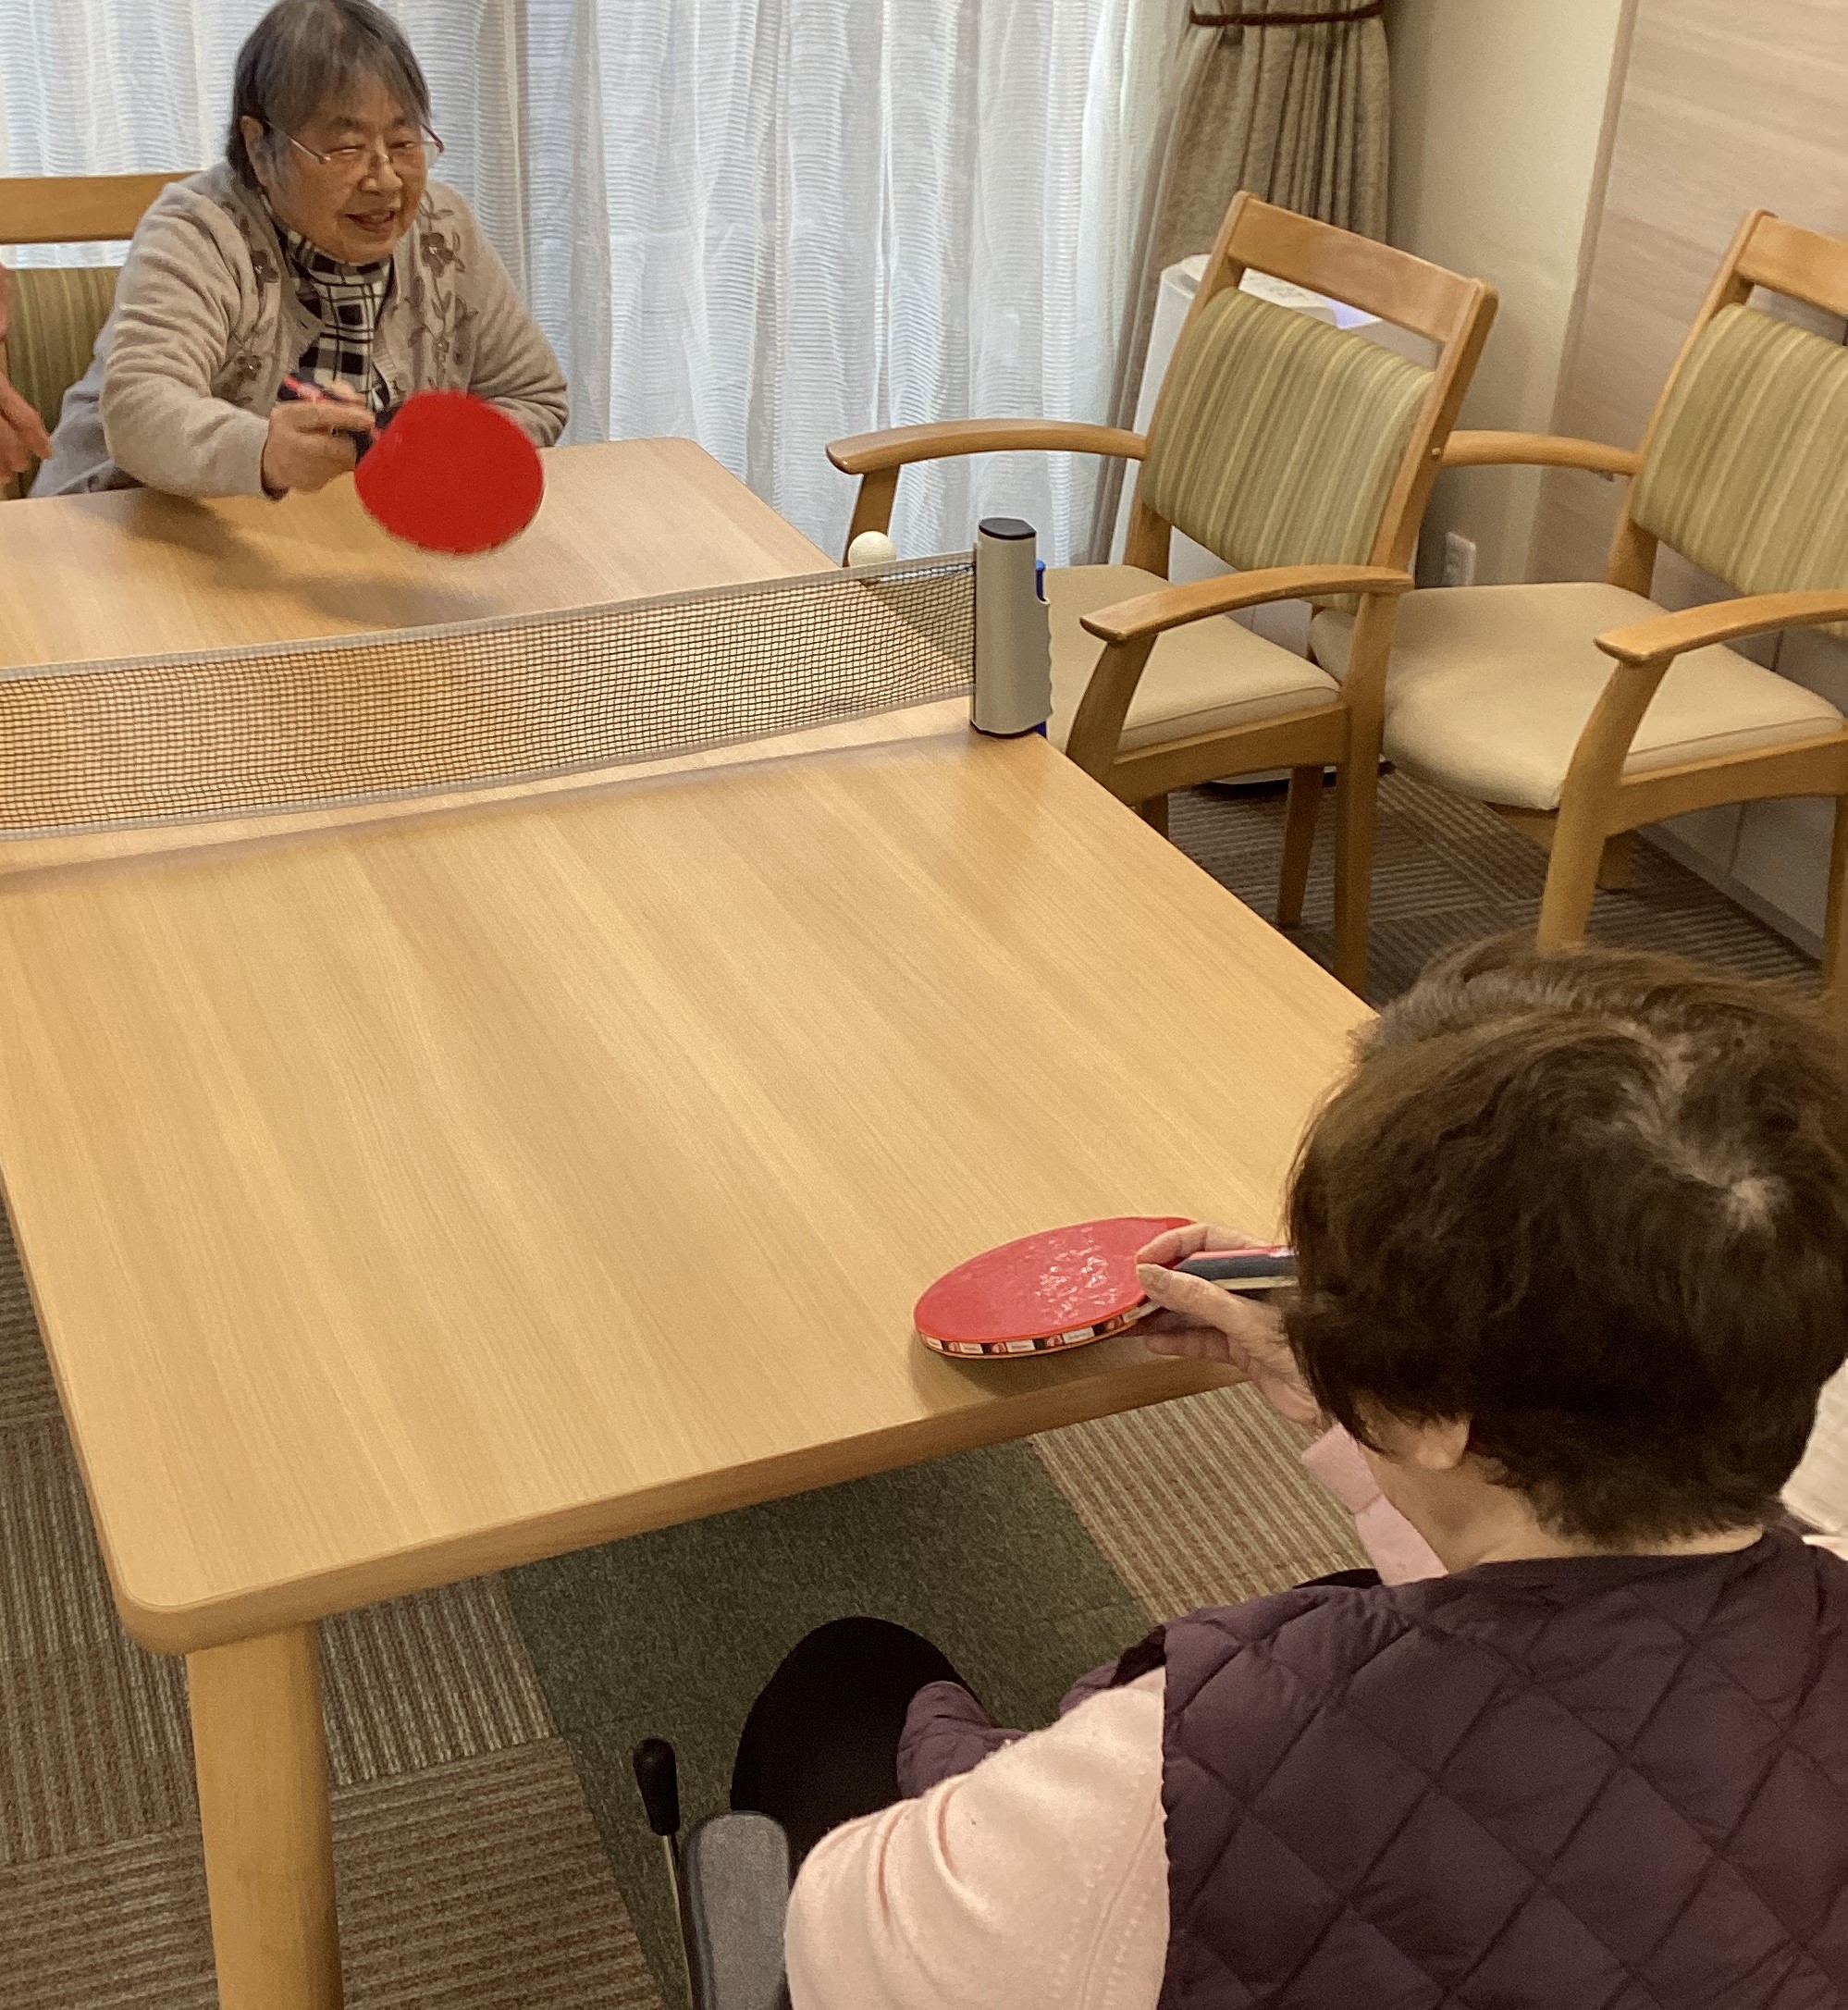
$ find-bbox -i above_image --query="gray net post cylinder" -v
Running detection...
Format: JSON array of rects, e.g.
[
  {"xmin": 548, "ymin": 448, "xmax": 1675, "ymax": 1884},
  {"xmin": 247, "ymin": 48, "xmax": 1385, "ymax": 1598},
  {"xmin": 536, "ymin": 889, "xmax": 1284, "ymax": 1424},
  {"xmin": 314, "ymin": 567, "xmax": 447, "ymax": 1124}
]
[{"xmin": 971, "ymin": 518, "xmax": 1052, "ymax": 737}]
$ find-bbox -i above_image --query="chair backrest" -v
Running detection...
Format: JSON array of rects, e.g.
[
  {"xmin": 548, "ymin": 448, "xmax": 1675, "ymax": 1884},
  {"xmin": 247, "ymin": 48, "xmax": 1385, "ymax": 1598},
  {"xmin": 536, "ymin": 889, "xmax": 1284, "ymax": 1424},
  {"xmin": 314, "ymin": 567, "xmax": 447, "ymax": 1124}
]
[
  {"xmin": 1620, "ymin": 213, "xmax": 1848, "ymax": 612},
  {"xmin": 0, "ymin": 172, "xmax": 188, "ymax": 497},
  {"xmin": 7, "ymin": 265, "xmax": 123, "ymax": 455},
  {"xmin": 1124, "ymin": 193, "xmax": 1496, "ymax": 581}
]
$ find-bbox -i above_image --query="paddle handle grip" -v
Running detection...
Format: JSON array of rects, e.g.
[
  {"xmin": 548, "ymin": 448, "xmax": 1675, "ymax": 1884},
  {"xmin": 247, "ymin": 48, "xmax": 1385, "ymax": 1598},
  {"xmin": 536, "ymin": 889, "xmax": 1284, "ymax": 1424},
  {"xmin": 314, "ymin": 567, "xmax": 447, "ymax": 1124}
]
[
  {"xmin": 278, "ymin": 374, "xmax": 379, "ymax": 456},
  {"xmin": 1174, "ymin": 1248, "xmax": 1295, "ymax": 1291}
]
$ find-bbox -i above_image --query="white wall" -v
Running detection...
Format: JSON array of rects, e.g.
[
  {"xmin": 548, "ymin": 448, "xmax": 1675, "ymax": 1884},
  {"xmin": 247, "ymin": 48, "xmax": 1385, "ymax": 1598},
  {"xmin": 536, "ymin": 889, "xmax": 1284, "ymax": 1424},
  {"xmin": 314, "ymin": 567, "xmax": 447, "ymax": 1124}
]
[{"xmin": 1385, "ymin": 0, "xmax": 1629, "ymax": 585}]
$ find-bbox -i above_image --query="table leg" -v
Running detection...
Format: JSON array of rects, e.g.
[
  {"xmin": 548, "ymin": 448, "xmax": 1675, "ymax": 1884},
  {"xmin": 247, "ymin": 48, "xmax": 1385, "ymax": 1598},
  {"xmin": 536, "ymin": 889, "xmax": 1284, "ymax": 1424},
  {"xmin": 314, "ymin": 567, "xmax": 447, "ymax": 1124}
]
[{"xmin": 187, "ymin": 1624, "xmax": 343, "ymax": 2010}]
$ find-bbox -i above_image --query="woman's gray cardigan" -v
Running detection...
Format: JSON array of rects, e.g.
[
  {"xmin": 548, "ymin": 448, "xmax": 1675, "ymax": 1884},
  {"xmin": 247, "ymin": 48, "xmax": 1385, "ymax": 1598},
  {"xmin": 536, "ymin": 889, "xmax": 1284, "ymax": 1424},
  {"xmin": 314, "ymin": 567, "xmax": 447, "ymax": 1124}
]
[{"xmin": 35, "ymin": 161, "xmax": 568, "ymax": 499}]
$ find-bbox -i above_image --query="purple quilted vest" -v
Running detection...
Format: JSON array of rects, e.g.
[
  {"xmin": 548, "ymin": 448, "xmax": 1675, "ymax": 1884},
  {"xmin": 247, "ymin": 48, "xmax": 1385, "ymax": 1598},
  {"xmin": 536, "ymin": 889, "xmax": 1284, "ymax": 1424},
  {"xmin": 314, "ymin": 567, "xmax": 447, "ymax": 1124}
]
[{"xmin": 1152, "ymin": 1532, "xmax": 1848, "ymax": 2007}]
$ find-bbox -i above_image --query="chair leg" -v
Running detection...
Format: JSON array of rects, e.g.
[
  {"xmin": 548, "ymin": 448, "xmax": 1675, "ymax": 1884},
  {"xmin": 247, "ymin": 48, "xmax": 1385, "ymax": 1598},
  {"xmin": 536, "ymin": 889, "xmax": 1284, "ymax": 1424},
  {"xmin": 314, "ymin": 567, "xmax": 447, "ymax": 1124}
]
[
  {"xmin": 1596, "ymin": 830, "xmax": 1634, "ymax": 892},
  {"xmin": 1329, "ymin": 756, "xmax": 1377, "ymax": 996},
  {"xmin": 1137, "ymin": 794, "xmax": 1170, "ymax": 839},
  {"xmin": 1276, "ymin": 766, "xmax": 1323, "ymax": 928},
  {"xmin": 1536, "ymin": 803, "xmax": 1608, "ymax": 950},
  {"xmin": 1823, "ymin": 796, "xmax": 1848, "ymax": 1026}
]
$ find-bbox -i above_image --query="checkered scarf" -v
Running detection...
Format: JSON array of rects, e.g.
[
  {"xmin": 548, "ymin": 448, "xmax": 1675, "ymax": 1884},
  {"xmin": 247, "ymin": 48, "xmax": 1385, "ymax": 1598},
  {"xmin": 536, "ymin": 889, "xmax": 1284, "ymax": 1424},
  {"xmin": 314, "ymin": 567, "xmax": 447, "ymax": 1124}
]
[{"xmin": 277, "ymin": 221, "xmax": 393, "ymax": 413}]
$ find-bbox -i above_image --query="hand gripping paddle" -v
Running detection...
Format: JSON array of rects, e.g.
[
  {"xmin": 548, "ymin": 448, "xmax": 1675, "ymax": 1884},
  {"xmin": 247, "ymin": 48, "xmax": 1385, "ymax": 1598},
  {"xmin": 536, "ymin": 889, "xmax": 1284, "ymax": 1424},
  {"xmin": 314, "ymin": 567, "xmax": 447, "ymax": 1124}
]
[{"xmin": 913, "ymin": 1217, "xmax": 1296, "ymax": 1359}]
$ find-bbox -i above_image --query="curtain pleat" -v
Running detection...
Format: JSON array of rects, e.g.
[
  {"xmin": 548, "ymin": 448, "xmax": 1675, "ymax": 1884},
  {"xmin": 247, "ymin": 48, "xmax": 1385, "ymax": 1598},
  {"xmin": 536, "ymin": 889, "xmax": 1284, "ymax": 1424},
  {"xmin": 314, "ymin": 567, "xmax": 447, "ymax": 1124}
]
[{"xmin": 1086, "ymin": 2, "xmax": 1389, "ymax": 561}]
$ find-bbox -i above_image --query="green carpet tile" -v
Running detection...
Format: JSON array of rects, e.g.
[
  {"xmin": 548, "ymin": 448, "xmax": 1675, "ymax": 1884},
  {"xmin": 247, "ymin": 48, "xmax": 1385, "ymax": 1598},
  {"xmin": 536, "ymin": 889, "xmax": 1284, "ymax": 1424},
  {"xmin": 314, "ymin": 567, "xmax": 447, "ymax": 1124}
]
[{"xmin": 503, "ymin": 1442, "xmax": 1153, "ymax": 2004}]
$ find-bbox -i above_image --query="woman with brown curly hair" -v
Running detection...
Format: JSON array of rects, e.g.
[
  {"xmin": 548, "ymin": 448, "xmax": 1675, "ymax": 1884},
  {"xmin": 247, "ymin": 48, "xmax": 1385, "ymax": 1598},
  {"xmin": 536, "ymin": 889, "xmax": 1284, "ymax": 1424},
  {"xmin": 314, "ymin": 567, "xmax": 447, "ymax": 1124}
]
[{"xmin": 740, "ymin": 939, "xmax": 1848, "ymax": 2010}]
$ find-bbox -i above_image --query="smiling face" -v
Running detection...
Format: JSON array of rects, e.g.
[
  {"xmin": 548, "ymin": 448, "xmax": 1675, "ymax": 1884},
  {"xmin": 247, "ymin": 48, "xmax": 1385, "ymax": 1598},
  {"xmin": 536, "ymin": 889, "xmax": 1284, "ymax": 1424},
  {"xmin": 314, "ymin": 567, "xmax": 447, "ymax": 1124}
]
[{"xmin": 240, "ymin": 75, "xmax": 427, "ymax": 265}]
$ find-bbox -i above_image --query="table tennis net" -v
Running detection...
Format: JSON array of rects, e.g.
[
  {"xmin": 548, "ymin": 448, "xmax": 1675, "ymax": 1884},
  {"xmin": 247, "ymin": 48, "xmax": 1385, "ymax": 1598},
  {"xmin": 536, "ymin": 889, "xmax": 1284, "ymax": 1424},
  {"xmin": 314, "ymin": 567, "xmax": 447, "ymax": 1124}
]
[{"xmin": 0, "ymin": 557, "xmax": 975, "ymax": 836}]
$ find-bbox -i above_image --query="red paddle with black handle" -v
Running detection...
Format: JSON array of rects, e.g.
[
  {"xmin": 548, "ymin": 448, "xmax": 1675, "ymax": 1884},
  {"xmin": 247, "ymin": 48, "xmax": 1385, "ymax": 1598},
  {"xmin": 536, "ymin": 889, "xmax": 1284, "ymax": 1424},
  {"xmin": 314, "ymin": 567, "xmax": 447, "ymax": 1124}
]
[{"xmin": 913, "ymin": 1217, "xmax": 1295, "ymax": 1359}]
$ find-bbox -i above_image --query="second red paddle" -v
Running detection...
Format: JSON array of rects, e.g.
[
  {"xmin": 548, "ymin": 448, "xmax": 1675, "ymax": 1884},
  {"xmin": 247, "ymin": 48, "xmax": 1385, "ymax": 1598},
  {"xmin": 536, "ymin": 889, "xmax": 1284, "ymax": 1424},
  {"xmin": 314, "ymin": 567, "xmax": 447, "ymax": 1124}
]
[
  {"xmin": 914, "ymin": 1217, "xmax": 1296, "ymax": 1359},
  {"xmin": 354, "ymin": 388, "xmax": 545, "ymax": 554}
]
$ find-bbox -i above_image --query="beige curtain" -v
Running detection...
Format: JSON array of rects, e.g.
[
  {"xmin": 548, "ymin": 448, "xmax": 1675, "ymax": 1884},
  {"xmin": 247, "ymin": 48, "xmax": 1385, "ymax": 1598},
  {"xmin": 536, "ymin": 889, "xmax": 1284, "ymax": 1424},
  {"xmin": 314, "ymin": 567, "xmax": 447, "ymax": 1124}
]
[{"xmin": 1087, "ymin": 0, "xmax": 1391, "ymax": 560}]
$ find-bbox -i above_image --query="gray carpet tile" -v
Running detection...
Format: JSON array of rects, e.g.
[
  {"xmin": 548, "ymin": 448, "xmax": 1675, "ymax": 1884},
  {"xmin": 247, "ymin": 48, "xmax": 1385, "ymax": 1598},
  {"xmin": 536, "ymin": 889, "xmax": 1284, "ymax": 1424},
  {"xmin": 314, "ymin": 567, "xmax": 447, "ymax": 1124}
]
[
  {"xmin": 1, "ymin": 1416, "xmax": 195, "ymax": 1867},
  {"xmin": 0, "ymin": 1742, "xmax": 658, "ymax": 2010},
  {"xmin": 333, "ymin": 1744, "xmax": 658, "ymax": 2010},
  {"xmin": 0, "ymin": 1826, "xmax": 216, "ymax": 2010},
  {"xmin": 0, "ymin": 1417, "xmax": 119, "ymax": 1664},
  {"xmin": 320, "ymin": 1577, "xmax": 556, "ymax": 1788},
  {"xmin": 1034, "ymin": 1384, "xmax": 1368, "ymax": 1617},
  {"xmin": 1171, "ymin": 771, "xmax": 1817, "ymax": 1005},
  {"xmin": 0, "ymin": 1631, "xmax": 194, "ymax": 1868},
  {"xmin": 0, "ymin": 1405, "xmax": 560, "ymax": 1841},
  {"xmin": 0, "ymin": 1249, "xmax": 57, "ymax": 1430}
]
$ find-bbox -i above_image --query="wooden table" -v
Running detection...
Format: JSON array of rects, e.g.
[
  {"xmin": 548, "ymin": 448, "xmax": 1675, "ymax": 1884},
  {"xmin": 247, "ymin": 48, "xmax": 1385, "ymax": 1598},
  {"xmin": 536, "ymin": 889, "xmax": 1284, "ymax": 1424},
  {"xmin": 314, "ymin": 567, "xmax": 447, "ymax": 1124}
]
[
  {"xmin": 0, "ymin": 438, "xmax": 824, "ymax": 666},
  {"xmin": 0, "ymin": 440, "xmax": 1368, "ymax": 2009}
]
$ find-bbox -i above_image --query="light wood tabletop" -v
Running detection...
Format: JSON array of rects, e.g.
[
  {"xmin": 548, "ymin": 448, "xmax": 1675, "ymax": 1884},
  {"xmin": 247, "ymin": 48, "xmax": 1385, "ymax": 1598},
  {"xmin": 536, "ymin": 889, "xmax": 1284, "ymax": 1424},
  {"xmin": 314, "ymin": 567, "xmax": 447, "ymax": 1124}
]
[
  {"xmin": 0, "ymin": 726, "xmax": 1363, "ymax": 1656},
  {"xmin": 0, "ymin": 441, "xmax": 1368, "ymax": 2010},
  {"xmin": 0, "ymin": 437, "xmax": 826, "ymax": 669}
]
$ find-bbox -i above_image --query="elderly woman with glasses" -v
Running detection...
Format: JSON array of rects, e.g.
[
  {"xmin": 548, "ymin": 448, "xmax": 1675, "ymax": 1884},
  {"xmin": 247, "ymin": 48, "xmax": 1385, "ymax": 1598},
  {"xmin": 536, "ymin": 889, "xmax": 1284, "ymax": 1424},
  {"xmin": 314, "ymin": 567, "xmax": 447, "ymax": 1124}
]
[{"xmin": 34, "ymin": 0, "xmax": 567, "ymax": 500}]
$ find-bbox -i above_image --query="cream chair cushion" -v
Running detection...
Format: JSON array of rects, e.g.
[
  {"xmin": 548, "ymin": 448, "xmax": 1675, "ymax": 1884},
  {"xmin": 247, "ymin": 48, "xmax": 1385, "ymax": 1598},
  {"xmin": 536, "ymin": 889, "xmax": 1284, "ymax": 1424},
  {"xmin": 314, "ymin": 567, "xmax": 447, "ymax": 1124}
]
[
  {"xmin": 1310, "ymin": 582, "xmax": 1842, "ymax": 811},
  {"xmin": 1048, "ymin": 565, "xmax": 1337, "ymax": 756}
]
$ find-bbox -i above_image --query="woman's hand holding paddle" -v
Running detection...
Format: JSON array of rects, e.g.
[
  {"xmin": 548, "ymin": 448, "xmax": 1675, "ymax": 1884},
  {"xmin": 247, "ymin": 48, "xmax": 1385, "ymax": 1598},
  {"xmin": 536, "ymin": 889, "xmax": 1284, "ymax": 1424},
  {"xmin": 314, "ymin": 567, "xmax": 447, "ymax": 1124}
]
[
  {"xmin": 262, "ymin": 382, "xmax": 376, "ymax": 495},
  {"xmin": 1137, "ymin": 1223, "xmax": 1322, "ymax": 1429}
]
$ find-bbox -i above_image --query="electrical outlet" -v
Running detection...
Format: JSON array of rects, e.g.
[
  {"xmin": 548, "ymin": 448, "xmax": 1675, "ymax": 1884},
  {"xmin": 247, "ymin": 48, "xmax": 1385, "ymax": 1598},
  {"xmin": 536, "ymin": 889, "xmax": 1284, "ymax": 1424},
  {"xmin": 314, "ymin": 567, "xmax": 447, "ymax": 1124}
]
[{"xmin": 1442, "ymin": 532, "xmax": 1478, "ymax": 588}]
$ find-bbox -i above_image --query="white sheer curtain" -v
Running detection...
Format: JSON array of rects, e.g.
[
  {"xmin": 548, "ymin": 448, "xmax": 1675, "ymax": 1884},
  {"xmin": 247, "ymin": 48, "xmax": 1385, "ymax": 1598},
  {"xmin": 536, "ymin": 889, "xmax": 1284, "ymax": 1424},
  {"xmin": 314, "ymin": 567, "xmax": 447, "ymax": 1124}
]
[{"xmin": 0, "ymin": 0, "xmax": 1179, "ymax": 558}]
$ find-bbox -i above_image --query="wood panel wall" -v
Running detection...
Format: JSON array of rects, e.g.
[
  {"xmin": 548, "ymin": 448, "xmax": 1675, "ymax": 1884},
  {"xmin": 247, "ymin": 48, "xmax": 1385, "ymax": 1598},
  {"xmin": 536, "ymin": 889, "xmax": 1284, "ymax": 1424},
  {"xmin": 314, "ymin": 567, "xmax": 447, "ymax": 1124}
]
[{"xmin": 1530, "ymin": 0, "xmax": 1848, "ymax": 946}]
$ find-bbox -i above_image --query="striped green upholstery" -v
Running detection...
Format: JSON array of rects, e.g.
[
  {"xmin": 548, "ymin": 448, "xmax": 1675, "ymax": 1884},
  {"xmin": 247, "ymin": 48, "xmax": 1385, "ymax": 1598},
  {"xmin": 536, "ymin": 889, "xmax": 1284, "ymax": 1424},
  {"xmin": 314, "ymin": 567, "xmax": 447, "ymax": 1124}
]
[
  {"xmin": 1632, "ymin": 303, "xmax": 1848, "ymax": 616},
  {"xmin": 5, "ymin": 265, "xmax": 119, "ymax": 494},
  {"xmin": 1141, "ymin": 286, "xmax": 1433, "ymax": 574}
]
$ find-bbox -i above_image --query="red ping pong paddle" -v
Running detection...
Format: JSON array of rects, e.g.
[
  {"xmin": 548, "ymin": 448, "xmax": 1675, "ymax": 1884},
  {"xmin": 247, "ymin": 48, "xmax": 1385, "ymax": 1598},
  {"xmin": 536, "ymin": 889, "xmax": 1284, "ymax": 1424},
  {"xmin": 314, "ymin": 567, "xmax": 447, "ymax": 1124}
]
[
  {"xmin": 353, "ymin": 388, "xmax": 545, "ymax": 554},
  {"xmin": 913, "ymin": 1217, "xmax": 1296, "ymax": 1360}
]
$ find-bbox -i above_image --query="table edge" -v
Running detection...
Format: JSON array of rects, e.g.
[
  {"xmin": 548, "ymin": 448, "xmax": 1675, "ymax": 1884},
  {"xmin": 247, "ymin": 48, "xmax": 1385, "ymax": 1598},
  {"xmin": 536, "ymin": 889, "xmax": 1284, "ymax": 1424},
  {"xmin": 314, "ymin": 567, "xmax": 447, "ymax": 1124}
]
[{"xmin": 104, "ymin": 1357, "xmax": 1244, "ymax": 1655}]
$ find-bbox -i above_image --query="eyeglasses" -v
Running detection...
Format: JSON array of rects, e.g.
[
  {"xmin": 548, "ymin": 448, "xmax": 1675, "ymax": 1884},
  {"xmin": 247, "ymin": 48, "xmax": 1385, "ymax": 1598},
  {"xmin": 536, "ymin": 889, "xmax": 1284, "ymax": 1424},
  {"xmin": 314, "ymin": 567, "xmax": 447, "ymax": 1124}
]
[{"xmin": 277, "ymin": 127, "xmax": 445, "ymax": 178}]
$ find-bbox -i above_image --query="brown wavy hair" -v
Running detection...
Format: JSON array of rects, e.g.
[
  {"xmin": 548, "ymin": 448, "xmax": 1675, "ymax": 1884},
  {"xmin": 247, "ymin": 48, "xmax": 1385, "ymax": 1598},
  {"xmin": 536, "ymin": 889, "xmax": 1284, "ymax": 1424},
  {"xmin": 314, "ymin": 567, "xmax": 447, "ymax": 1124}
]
[{"xmin": 1287, "ymin": 936, "xmax": 1848, "ymax": 1544}]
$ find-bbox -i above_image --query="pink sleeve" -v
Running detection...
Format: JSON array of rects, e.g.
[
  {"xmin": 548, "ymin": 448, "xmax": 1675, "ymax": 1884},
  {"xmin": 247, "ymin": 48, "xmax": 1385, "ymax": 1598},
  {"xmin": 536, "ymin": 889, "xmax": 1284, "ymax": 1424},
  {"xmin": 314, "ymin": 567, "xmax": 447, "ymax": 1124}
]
[
  {"xmin": 1300, "ymin": 1425, "xmax": 1447, "ymax": 1584},
  {"xmin": 786, "ymin": 1670, "xmax": 1167, "ymax": 2010}
]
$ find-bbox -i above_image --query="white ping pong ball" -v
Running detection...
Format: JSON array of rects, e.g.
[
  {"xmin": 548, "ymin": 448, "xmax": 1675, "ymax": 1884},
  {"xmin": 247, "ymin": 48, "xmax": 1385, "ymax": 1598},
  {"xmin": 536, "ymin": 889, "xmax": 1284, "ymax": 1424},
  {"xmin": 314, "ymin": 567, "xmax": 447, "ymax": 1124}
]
[{"xmin": 847, "ymin": 530, "xmax": 898, "ymax": 567}]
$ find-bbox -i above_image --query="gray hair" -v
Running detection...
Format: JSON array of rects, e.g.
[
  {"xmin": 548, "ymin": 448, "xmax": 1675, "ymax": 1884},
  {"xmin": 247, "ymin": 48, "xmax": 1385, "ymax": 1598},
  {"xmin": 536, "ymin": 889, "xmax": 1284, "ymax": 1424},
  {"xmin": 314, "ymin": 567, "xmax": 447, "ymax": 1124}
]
[{"xmin": 227, "ymin": 0, "xmax": 432, "ymax": 188}]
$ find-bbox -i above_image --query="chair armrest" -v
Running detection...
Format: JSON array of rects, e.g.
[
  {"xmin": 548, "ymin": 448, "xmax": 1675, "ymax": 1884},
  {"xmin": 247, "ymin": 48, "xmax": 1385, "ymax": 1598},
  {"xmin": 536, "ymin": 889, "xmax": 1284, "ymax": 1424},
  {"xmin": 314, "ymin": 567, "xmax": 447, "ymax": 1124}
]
[
  {"xmin": 1441, "ymin": 430, "xmax": 1640, "ymax": 475},
  {"xmin": 828, "ymin": 419, "xmax": 1146, "ymax": 476},
  {"xmin": 1079, "ymin": 565, "xmax": 1414, "ymax": 647},
  {"xmin": 1596, "ymin": 589, "xmax": 1848, "ymax": 665}
]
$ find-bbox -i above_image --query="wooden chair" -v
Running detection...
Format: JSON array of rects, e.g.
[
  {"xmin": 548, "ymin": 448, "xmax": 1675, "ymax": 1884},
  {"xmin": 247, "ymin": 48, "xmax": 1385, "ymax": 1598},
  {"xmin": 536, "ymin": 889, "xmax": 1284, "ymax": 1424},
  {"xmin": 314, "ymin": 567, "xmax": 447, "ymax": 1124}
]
[
  {"xmin": 828, "ymin": 193, "xmax": 1496, "ymax": 994},
  {"xmin": 0, "ymin": 173, "xmax": 188, "ymax": 497},
  {"xmin": 1305, "ymin": 208, "xmax": 1848, "ymax": 1012}
]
